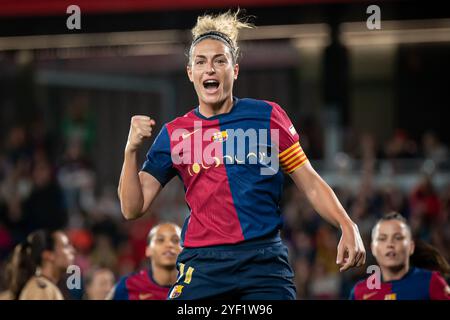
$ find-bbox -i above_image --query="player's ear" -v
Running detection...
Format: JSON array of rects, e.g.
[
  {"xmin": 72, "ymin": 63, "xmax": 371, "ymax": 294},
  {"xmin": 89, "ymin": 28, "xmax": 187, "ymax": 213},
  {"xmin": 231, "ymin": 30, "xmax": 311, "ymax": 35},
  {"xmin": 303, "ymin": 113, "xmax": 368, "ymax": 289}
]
[
  {"xmin": 371, "ymin": 241, "xmax": 377, "ymax": 259},
  {"xmin": 187, "ymin": 65, "xmax": 193, "ymax": 82},
  {"xmin": 42, "ymin": 250, "xmax": 54, "ymax": 263},
  {"xmin": 233, "ymin": 63, "xmax": 239, "ymax": 80},
  {"xmin": 145, "ymin": 246, "xmax": 152, "ymax": 258},
  {"xmin": 409, "ymin": 240, "xmax": 415, "ymax": 256}
]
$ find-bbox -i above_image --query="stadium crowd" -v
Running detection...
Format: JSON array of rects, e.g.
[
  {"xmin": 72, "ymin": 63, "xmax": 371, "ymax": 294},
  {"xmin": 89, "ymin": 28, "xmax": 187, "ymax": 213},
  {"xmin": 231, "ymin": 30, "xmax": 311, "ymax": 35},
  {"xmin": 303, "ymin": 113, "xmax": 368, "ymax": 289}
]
[{"xmin": 0, "ymin": 107, "xmax": 448, "ymax": 299}]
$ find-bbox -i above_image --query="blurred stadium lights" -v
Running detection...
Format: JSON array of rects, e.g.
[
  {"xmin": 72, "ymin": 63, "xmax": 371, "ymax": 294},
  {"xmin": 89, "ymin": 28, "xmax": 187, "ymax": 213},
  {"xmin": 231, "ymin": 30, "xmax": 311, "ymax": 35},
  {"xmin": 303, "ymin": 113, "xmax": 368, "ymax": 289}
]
[
  {"xmin": 242, "ymin": 23, "xmax": 331, "ymax": 49},
  {"xmin": 341, "ymin": 18, "xmax": 450, "ymax": 46},
  {"xmin": 0, "ymin": 30, "xmax": 188, "ymax": 51},
  {"xmin": 0, "ymin": 24, "xmax": 331, "ymax": 52},
  {"xmin": 1, "ymin": 18, "xmax": 450, "ymax": 54}
]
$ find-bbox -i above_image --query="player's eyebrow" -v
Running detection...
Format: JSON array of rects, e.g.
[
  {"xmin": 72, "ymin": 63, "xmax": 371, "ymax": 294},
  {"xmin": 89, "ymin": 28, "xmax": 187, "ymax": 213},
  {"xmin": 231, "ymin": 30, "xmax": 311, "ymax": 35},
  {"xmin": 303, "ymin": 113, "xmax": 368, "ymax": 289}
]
[{"xmin": 194, "ymin": 54, "xmax": 227, "ymax": 60}]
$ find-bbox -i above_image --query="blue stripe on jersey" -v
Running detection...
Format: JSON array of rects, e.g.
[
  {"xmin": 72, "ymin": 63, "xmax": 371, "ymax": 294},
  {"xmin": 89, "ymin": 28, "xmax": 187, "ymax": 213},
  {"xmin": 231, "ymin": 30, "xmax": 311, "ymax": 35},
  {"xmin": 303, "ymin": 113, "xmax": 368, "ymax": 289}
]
[
  {"xmin": 219, "ymin": 98, "xmax": 284, "ymax": 240},
  {"xmin": 113, "ymin": 276, "xmax": 129, "ymax": 300},
  {"xmin": 391, "ymin": 267, "xmax": 432, "ymax": 300}
]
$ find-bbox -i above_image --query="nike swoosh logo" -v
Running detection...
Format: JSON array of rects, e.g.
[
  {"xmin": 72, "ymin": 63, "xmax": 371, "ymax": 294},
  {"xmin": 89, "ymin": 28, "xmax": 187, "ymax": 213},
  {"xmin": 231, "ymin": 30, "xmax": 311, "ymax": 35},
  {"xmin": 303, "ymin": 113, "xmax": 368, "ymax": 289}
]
[
  {"xmin": 139, "ymin": 293, "xmax": 153, "ymax": 300},
  {"xmin": 182, "ymin": 129, "xmax": 200, "ymax": 139},
  {"xmin": 363, "ymin": 292, "xmax": 378, "ymax": 300}
]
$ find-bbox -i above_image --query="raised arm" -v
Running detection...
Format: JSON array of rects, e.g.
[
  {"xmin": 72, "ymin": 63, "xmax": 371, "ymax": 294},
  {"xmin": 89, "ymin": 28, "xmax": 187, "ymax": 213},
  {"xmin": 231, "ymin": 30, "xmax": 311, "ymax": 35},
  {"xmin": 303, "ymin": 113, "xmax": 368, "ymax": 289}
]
[{"xmin": 118, "ymin": 116, "xmax": 161, "ymax": 220}]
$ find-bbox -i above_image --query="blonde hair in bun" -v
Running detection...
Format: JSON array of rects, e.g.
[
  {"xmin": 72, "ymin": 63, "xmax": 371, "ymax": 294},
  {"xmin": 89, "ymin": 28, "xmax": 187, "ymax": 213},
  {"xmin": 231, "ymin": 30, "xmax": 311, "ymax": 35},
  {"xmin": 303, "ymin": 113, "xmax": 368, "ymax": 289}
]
[{"xmin": 189, "ymin": 9, "xmax": 254, "ymax": 65}]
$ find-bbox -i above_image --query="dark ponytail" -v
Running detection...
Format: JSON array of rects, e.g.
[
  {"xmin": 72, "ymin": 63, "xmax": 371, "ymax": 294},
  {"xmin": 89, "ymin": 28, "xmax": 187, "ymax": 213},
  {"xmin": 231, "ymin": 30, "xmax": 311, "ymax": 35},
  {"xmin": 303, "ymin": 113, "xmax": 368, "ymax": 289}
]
[
  {"xmin": 373, "ymin": 212, "xmax": 450, "ymax": 277},
  {"xmin": 410, "ymin": 240, "xmax": 450, "ymax": 277},
  {"xmin": 9, "ymin": 230, "xmax": 56, "ymax": 300}
]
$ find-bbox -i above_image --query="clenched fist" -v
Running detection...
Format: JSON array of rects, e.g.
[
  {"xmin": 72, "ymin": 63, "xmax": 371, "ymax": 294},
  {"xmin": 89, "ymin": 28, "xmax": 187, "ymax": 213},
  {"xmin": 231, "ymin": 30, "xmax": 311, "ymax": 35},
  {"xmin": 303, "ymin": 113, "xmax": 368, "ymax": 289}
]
[{"xmin": 126, "ymin": 116, "xmax": 156, "ymax": 153}]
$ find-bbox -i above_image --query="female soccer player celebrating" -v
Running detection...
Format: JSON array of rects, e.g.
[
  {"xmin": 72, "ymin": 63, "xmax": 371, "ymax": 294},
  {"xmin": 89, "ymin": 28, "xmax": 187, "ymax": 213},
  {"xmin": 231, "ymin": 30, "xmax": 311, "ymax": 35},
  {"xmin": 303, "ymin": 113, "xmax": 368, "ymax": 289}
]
[
  {"xmin": 8, "ymin": 230, "xmax": 75, "ymax": 300},
  {"xmin": 118, "ymin": 10, "xmax": 366, "ymax": 299},
  {"xmin": 350, "ymin": 212, "xmax": 450, "ymax": 300}
]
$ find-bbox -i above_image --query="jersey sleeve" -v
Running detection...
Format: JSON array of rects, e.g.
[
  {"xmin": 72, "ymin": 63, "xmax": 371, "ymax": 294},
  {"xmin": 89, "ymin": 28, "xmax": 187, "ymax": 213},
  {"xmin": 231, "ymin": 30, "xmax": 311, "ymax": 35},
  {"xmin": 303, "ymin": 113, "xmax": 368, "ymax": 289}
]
[
  {"xmin": 112, "ymin": 276, "xmax": 129, "ymax": 300},
  {"xmin": 141, "ymin": 124, "xmax": 176, "ymax": 187},
  {"xmin": 429, "ymin": 271, "xmax": 450, "ymax": 300},
  {"xmin": 349, "ymin": 286, "xmax": 356, "ymax": 300},
  {"xmin": 267, "ymin": 101, "xmax": 308, "ymax": 174},
  {"xmin": 19, "ymin": 279, "xmax": 63, "ymax": 300}
]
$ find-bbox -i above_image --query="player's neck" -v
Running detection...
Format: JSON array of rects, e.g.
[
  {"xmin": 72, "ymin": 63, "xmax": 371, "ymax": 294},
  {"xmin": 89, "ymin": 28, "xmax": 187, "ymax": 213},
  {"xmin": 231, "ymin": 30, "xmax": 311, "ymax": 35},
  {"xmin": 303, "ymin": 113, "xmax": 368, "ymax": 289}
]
[
  {"xmin": 37, "ymin": 264, "xmax": 60, "ymax": 284},
  {"xmin": 381, "ymin": 263, "xmax": 410, "ymax": 282},
  {"xmin": 198, "ymin": 96, "xmax": 234, "ymax": 118},
  {"xmin": 152, "ymin": 264, "xmax": 178, "ymax": 287}
]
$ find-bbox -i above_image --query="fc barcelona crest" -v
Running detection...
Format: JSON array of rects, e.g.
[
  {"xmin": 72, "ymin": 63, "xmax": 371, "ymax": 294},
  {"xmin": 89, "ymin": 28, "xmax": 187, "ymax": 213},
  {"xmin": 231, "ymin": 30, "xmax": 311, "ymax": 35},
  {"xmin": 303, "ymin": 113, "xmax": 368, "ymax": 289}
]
[{"xmin": 169, "ymin": 285, "xmax": 184, "ymax": 299}]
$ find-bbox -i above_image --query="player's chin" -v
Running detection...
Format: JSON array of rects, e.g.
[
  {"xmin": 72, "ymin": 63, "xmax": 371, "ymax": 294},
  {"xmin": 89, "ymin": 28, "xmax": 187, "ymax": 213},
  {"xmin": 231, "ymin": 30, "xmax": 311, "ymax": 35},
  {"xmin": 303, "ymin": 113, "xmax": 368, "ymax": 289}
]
[
  {"xmin": 160, "ymin": 258, "xmax": 177, "ymax": 267},
  {"xmin": 380, "ymin": 259, "xmax": 403, "ymax": 268},
  {"xmin": 201, "ymin": 94, "xmax": 221, "ymax": 105},
  {"xmin": 62, "ymin": 257, "xmax": 75, "ymax": 269}
]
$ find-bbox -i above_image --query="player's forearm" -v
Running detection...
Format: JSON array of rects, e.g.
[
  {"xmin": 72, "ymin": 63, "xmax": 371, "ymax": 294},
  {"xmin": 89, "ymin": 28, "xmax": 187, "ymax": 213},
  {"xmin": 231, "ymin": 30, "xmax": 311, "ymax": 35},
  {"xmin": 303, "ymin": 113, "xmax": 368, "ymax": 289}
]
[
  {"xmin": 291, "ymin": 163, "xmax": 355, "ymax": 229},
  {"xmin": 118, "ymin": 149, "xmax": 145, "ymax": 220},
  {"xmin": 305, "ymin": 176, "xmax": 354, "ymax": 229}
]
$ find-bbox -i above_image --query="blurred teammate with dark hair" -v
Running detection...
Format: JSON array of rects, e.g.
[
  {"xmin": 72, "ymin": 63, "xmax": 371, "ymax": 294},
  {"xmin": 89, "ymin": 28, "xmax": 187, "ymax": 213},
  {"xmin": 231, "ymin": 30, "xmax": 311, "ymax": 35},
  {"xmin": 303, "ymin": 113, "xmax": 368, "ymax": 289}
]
[
  {"xmin": 119, "ymin": 10, "xmax": 365, "ymax": 300},
  {"xmin": 108, "ymin": 222, "xmax": 181, "ymax": 300},
  {"xmin": 350, "ymin": 212, "xmax": 450, "ymax": 300},
  {"xmin": 8, "ymin": 230, "xmax": 75, "ymax": 300}
]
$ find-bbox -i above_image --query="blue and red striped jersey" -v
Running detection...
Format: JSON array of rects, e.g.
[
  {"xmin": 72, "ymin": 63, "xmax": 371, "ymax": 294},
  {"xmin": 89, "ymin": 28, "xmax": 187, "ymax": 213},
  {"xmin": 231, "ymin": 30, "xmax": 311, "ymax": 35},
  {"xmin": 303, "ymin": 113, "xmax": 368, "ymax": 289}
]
[
  {"xmin": 350, "ymin": 267, "xmax": 450, "ymax": 300},
  {"xmin": 142, "ymin": 97, "xmax": 307, "ymax": 247},
  {"xmin": 112, "ymin": 269, "xmax": 171, "ymax": 300}
]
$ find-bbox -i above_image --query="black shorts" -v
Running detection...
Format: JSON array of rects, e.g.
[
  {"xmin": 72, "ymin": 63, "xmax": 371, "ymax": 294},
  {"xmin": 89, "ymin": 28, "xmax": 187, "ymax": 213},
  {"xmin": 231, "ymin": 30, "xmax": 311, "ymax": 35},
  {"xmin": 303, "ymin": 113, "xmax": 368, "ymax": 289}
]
[{"xmin": 167, "ymin": 234, "xmax": 296, "ymax": 300}]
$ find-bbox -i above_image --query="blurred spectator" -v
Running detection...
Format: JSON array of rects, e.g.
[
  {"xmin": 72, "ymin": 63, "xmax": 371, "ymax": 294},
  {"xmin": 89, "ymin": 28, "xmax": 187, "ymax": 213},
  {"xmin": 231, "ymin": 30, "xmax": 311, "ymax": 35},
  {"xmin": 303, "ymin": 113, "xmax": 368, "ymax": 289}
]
[
  {"xmin": 309, "ymin": 260, "xmax": 341, "ymax": 299},
  {"xmin": 410, "ymin": 175, "xmax": 442, "ymax": 226},
  {"xmin": 346, "ymin": 131, "xmax": 381, "ymax": 161},
  {"xmin": 293, "ymin": 256, "xmax": 311, "ymax": 299},
  {"xmin": 422, "ymin": 131, "xmax": 448, "ymax": 165},
  {"xmin": 385, "ymin": 129, "xmax": 418, "ymax": 159},
  {"xmin": 314, "ymin": 225, "xmax": 339, "ymax": 274},
  {"xmin": 291, "ymin": 229, "xmax": 314, "ymax": 261},
  {"xmin": 4, "ymin": 126, "xmax": 31, "ymax": 164},
  {"xmin": 22, "ymin": 159, "xmax": 68, "ymax": 232},
  {"xmin": 84, "ymin": 267, "xmax": 115, "ymax": 300},
  {"xmin": 0, "ymin": 156, "xmax": 32, "ymax": 242},
  {"xmin": 62, "ymin": 93, "xmax": 95, "ymax": 155},
  {"xmin": 93, "ymin": 185, "xmax": 122, "ymax": 220},
  {"xmin": 57, "ymin": 138, "xmax": 96, "ymax": 227},
  {"xmin": 381, "ymin": 184, "xmax": 409, "ymax": 216},
  {"xmin": 68, "ymin": 228, "xmax": 94, "ymax": 274},
  {"xmin": 89, "ymin": 234, "xmax": 118, "ymax": 274}
]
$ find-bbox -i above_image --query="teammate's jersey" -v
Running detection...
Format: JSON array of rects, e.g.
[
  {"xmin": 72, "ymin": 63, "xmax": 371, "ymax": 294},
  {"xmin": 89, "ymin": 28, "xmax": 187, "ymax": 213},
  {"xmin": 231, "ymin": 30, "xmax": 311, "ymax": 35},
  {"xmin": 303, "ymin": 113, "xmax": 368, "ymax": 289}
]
[
  {"xmin": 112, "ymin": 269, "xmax": 171, "ymax": 300},
  {"xmin": 350, "ymin": 267, "xmax": 450, "ymax": 300},
  {"xmin": 19, "ymin": 276, "xmax": 64, "ymax": 300},
  {"xmin": 142, "ymin": 97, "xmax": 308, "ymax": 247}
]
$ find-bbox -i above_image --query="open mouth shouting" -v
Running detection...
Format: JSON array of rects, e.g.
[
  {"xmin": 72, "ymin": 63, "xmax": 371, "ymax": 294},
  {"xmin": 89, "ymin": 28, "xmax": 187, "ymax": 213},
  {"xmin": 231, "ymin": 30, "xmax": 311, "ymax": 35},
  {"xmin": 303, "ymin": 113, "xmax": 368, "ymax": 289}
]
[
  {"xmin": 203, "ymin": 79, "xmax": 220, "ymax": 94},
  {"xmin": 385, "ymin": 251, "xmax": 397, "ymax": 259}
]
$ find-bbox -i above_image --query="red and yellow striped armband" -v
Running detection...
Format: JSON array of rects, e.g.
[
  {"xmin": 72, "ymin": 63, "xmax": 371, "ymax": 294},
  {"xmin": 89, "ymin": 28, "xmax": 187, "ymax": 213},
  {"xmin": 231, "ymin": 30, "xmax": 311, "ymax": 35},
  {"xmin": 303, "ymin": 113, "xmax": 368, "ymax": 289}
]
[{"xmin": 278, "ymin": 142, "xmax": 308, "ymax": 174}]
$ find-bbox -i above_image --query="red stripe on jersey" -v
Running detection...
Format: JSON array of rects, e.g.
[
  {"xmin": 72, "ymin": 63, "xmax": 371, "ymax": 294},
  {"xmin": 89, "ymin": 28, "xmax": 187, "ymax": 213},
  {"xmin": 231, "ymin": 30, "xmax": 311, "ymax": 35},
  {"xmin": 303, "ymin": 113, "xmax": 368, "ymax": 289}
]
[{"xmin": 167, "ymin": 114, "xmax": 244, "ymax": 247}]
